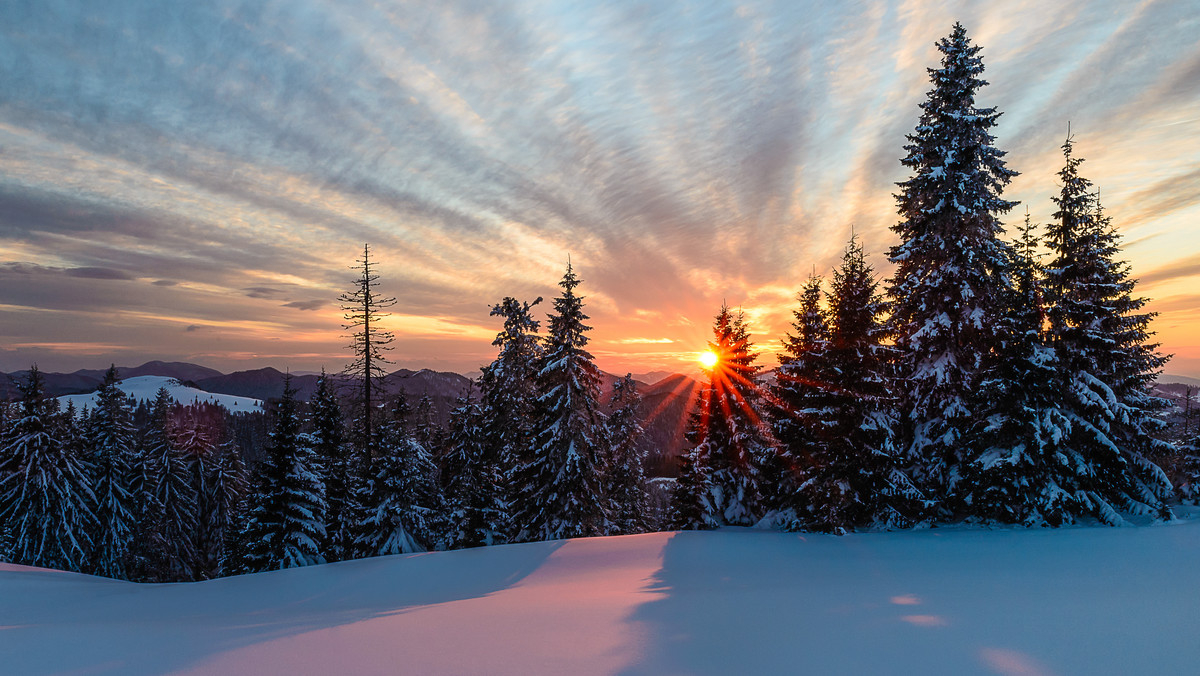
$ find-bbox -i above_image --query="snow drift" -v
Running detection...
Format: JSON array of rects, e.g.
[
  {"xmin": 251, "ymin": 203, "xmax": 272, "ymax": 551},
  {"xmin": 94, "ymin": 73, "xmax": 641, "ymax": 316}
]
[{"xmin": 3, "ymin": 520, "xmax": 1199, "ymax": 675}]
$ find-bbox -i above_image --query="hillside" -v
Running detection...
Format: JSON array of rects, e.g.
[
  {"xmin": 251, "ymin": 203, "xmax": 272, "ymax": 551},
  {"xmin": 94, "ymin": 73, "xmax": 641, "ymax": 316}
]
[
  {"xmin": 3, "ymin": 520, "xmax": 1198, "ymax": 675},
  {"xmin": 57, "ymin": 375, "xmax": 262, "ymax": 413}
]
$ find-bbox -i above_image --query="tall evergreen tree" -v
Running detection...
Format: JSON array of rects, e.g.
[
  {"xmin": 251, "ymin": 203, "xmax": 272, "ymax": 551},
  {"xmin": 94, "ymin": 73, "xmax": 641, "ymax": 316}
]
[
  {"xmin": 1041, "ymin": 136, "xmax": 1172, "ymax": 522},
  {"xmin": 768, "ymin": 274, "xmax": 831, "ymax": 524},
  {"xmin": 308, "ymin": 370, "xmax": 351, "ymax": 561},
  {"xmin": 479, "ymin": 295, "xmax": 543, "ymax": 535},
  {"xmin": 513, "ymin": 262, "xmax": 608, "ymax": 541},
  {"xmin": 957, "ymin": 213, "xmax": 1077, "ymax": 525},
  {"xmin": 340, "ymin": 243, "xmax": 396, "ymax": 461},
  {"xmin": 605, "ymin": 374, "xmax": 650, "ymax": 535},
  {"xmin": 142, "ymin": 389, "xmax": 199, "ymax": 580},
  {"xmin": 887, "ymin": 23, "xmax": 1018, "ymax": 507},
  {"xmin": 86, "ymin": 365, "xmax": 138, "ymax": 578},
  {"xmin": 441, "ymin": 390, "xmax": 507, "ymax": 548},
  {"xmin": 797, "ymin": 238, "xmax": 925, "ymax": 533},
  {"xmin": 672, "ymin": 305, "xmax": 770, "ymax": 528},
  {"xmin": 0, "ymin": 367, "xmax": 95, "ymax": 571},
  {"xmin": 354, "ymin": 399, "xmax": 442, "ymax": 555},
  {"xmin": 240, "ymin": 376, "xmax": 327, "ymax": 572},
  {"xmin": 205, "ymin": 430, "xmax": 249, "ymax": 576}
]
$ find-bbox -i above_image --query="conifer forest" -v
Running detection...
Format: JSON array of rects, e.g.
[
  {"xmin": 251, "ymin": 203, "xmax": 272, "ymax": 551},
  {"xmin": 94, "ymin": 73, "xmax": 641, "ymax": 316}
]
[{"xmin": 3, "ymin": 23, "xmax": 1199, "ymax": 584}]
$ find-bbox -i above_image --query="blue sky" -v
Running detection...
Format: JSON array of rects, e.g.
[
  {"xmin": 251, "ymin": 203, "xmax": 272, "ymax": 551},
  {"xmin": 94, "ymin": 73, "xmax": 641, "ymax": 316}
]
[{"xmin": 2, "ymin": 0, "xmax": 1199, "ymax": 376}]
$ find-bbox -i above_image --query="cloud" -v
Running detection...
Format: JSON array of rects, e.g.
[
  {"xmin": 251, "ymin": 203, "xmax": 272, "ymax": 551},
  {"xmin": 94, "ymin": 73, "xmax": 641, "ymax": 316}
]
[
  {"xmin": 1141, "ymin": 254, "xmax": 1200, "ymax": 287},
  {"xmin": 283, "ymin": 300, "xmax": 326, "ymax": 311},
  {"xmin": 64, "ymin": 267, "xmax": 135, "ymax": 280}
]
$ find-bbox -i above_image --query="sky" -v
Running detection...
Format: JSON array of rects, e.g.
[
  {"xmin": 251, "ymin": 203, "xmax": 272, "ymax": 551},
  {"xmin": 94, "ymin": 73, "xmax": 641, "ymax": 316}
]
[{"xmin": 1, "ymin": 0, "xmax": 1198, "ymax": 378}]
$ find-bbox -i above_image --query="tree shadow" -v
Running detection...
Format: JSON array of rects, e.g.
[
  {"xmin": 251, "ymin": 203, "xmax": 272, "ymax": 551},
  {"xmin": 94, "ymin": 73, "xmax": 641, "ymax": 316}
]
[{"xmin": 0, "ymin": 540, "xmax": 563, "ymax": 676}]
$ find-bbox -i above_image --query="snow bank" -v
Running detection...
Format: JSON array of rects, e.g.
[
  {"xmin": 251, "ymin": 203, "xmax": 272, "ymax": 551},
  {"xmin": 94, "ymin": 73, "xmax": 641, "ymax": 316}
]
[
  {"xmin": 3, "ymin": 521, "xmax": 1199, "ymax": 675},
  {"xmin": 57, "ymin": 375, "xmax": 262, "ymax": 413}
]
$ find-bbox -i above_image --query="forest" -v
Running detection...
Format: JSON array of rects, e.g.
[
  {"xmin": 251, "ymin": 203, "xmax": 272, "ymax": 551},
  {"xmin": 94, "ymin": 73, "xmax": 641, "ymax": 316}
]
[{"xmin": 3, "ymin": 23, "xmax": 1199, "ymax": 582}]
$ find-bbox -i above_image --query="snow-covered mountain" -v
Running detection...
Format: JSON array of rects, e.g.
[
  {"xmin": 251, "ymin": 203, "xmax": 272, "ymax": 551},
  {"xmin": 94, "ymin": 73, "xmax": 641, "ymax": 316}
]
[
  {"xmin": 3, "ymin": 519, "xmax": 1199, "ymax": 674},
  {"xmin": 57, "ymin": 375, "xmax": 262, "ymax": 413}
]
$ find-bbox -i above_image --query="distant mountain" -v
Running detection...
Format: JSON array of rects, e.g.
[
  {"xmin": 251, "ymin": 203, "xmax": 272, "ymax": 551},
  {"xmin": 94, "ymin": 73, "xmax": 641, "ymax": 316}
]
[
  {"xmin": 1159, "ymin": 374, "xmax": 1200, "ymax": 387},
  {"xmin": 71, "ymin": 361, "xmax": 224, "ymax": 383},
  {"xmin": 630, "ymin": 371, "xmax": 678, "ymax": 385},
  {"xmin": 635, "ymin": 373, "xmax": 702, "ymax": 476}
]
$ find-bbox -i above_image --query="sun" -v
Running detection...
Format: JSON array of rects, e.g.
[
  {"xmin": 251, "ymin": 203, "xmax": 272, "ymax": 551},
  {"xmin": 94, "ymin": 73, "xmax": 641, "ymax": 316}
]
[{"xmin": 698, "ymin": 350, "xmax": 719, "ymax": 369}]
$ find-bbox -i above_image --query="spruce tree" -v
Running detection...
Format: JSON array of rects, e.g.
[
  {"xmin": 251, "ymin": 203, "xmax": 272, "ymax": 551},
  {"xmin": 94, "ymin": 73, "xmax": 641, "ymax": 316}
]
[
  {"xmin": 1042, "ymin": 136, "xmax": 1172, "ymax": 522},
  {"xmin": 768, "ymin": 274, "xmax": 831, "ymax": 525},
  {"xmin": 0, "ymin": 367, "xmax": 95, "ymax": 572},
  {"xmin": 798, "ymin": 238, "xmax": 925, "ymax": 533},
  {"xmin": 241, "ymin": 376, "xmax": 327, "ymax": 571},
  {"xmin": 206, "ymin": 431, "xmax": 248, "ymax": 576},
  {"xmin": 479, "ymin": 295, "xmax": 543, "ymax": 535},
  {"xmin": 354, "ymin": 399, "xmax": 442, "ymax": 555},
  {"xmin": 513, "ymin": 262, "xmax": 608, "ymax": 541},
  {"xmin": 441, "ymin": 390, "xmax": 507, "ymax": 548},
  {"xmin": 887, "ymin": 23, "xmax": 1018, "ymax": 507},
  {"xmin": 957, "ymin": 213, "xmax": 1078, "ymax": 525},
  {"xmin": 308, "ymin": 370, "xmax": 351, "ymax": 561},
  {"xmin": 605, "ymin": 374, "xmax": 650, "ymax": 535},
  {"xmin": 672, "ymin": 305, "xmax": 770, "ymax": 528},
  {"xmin": 86, "ymin": 365, "xmax": 138, "ymax": 578},
  {"xmin": 142, "ymin": 389, "xmax": 199, "ymax": 580}
]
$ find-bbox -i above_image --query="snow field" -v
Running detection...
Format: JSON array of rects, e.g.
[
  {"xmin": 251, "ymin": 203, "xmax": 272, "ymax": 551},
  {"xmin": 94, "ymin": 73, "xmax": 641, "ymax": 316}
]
[
  {"xmin": 4, "ymin": 520, "xmax": 1200, "ymax": 675},
  {"xmin": 57, "ymin": 375, "xmax": 262, "ymax": 413}
]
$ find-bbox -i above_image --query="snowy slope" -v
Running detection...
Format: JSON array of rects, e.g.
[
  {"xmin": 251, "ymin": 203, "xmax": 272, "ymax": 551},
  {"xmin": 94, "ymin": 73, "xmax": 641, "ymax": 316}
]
[
  {"xmin": 4, "ymin": 521, "xmax": 1200, "ymax": 675},
  {"xmin": 57, "ymin": 375, "xmax": 262, "ymax": 413}
]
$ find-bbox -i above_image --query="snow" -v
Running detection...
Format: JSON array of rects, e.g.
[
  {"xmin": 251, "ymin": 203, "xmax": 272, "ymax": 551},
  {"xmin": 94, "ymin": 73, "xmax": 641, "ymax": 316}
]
[
  {"xmin": 57, "ymin": 375, "xmax": 262, "ymax": 413},
  {"xmin": 4, "ymin": 520, "xmax": 1200, "ymax": 674}
]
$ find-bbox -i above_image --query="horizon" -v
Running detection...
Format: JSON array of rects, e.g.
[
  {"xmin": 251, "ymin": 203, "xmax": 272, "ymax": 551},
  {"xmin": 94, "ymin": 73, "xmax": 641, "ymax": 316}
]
[{"xmin": 2, "ymin": 2, "xmax": 1199, "ymax": 378}]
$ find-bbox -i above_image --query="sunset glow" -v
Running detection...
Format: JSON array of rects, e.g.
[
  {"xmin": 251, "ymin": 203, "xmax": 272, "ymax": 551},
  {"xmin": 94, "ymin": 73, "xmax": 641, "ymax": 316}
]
[
  {"xmin": 0, "ymin": 2, "xmax": 1198, "ymax": 377},
  {"xmin": 698, "ymin": 350, "xmax": 719, "ymax": 370}
]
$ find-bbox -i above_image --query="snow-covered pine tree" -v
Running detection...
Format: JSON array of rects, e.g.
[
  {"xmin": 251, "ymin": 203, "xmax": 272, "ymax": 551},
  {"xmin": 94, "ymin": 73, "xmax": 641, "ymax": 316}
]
[
  {"xmin": 1042, "ymin": 136, "xmax": 1172, "ymax": 522},
  {"xmin": 767, "ymin": 274, "xmax": 831, "ymax": 525},
  {"xmin": 240, "ymin": 376, "xmax": 327, "ymax": 572},
  {"xmin": 798, "ymin": 237, "xmax": 926, "ymax": 533},
  {"xmin": 412, "ymin": 395, "xmax": 441, "ymax": 452},
  {"xmin": 354, "ymin": 398, "xmax": 442, "ymax": 555},
  {"xmin": 85, "ymin": 365, "xmax": 138, "ymax": 578},
  {"xmin": 441, "ymin": 389, "xmax": 507, "ymax": 548},
  {"xmin": 956, "ymin": 212, "xmax": 1078, "ymax": 525},
  {"xmin": 604, "ymin": 374, "xmax": 650, "ymax": 535},
  {"xmin": 206, "ymin": 430, "xmax": 248, "ymax": 576},
  {"xmin": 672, "ymin": 305, "xmax": 770, "ymax": 529},
  {"xmin": 308, "ymin": 370, "xmax": 352, "ymax": 561},
  {"xmin": 142, "ymin": 388, "xmax": 199, "ymax": 580},
  {"xmin": 0, "ymin": 367, "xmax": 95, "ymax": 571},
  {"xmin": 479, "ymin": 295, "xmax": 543, "ymax": 536},
  {"xmin": 887, "ymin": 23, "xmax": 1018, "ymax": 509},
  {"xmin": 512, "ymin": 262, "xmax": 608, "ymax": 541}
]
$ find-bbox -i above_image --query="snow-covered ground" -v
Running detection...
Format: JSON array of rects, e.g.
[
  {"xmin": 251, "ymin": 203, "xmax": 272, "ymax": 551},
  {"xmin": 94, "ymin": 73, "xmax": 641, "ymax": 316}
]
[
  {"xmin": 3, "ymin": 520, "xmax": 1200, "ymax": 675},
  {"xmin": 57, "ymin": 375, "xmax": 262, "ymax": 413}
]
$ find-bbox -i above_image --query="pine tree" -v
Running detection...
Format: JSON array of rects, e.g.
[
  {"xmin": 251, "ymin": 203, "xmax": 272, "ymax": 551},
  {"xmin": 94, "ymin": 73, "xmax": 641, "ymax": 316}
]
[
  {"xmin": 797, "ymin": 238, "xmax": 926, "ymax": 533},
  {"xmin": 86, "ymin": 365, "xmax": 138, "ymax": 578},
  {"xmin": 412, "ymin": 395, "xmax": 441, "ymax": 451},
  {"xmin": 768, "ymin": 274, "xmax": 831, "ymax": 524},
  {"xmin": 354, "ymin": 399, "xmax": 442, "ymax": 556},
  {"xmin": 1042, "ymin": 136, "xmax": 1172, "ymax": 522},
  {"xmin": 240, "ymin": 376, "xmax": 327, "ymax": 571},
  {"xmin": 887, "ymin": 23, "xmax": 1018, "ymax": 508},
  {"xmin": 340, "ymin": 243, "xmax": 396, "ymax": 461},
  {"xmin": 957, "ymin": 213, "xmax": 1078, "ymax": 525},
  {"xmin": 206, "ymin": 431, "xmax": 248, "ymax": 576},
  {"xmin": 513, "ymin": 262, "xmax": 609, "ymax": 541},
  {"xmin": 0, "ymin": 367, "xmax": 95, "ymax": 571},
  {"xmin": 142, "ymin": 389, "xmax": 199, "ymax": 580},
  {"xmin": 308, "ymin": 370, "xmax": 351, "ymax": 561},
  {"xmin": 672, "ymin": 305, "xmax": 770, "ymax": 528},
  {"xmin": 605, "ymin": 374, "xmax": 650, "ymax": 535},
  {"xmin": 479, "ymin": 295, "xmax": 543, "ymax": 536},
  {"xmin": 441, "ymin": 390, "xmax": 507, "ymax": 548}
]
